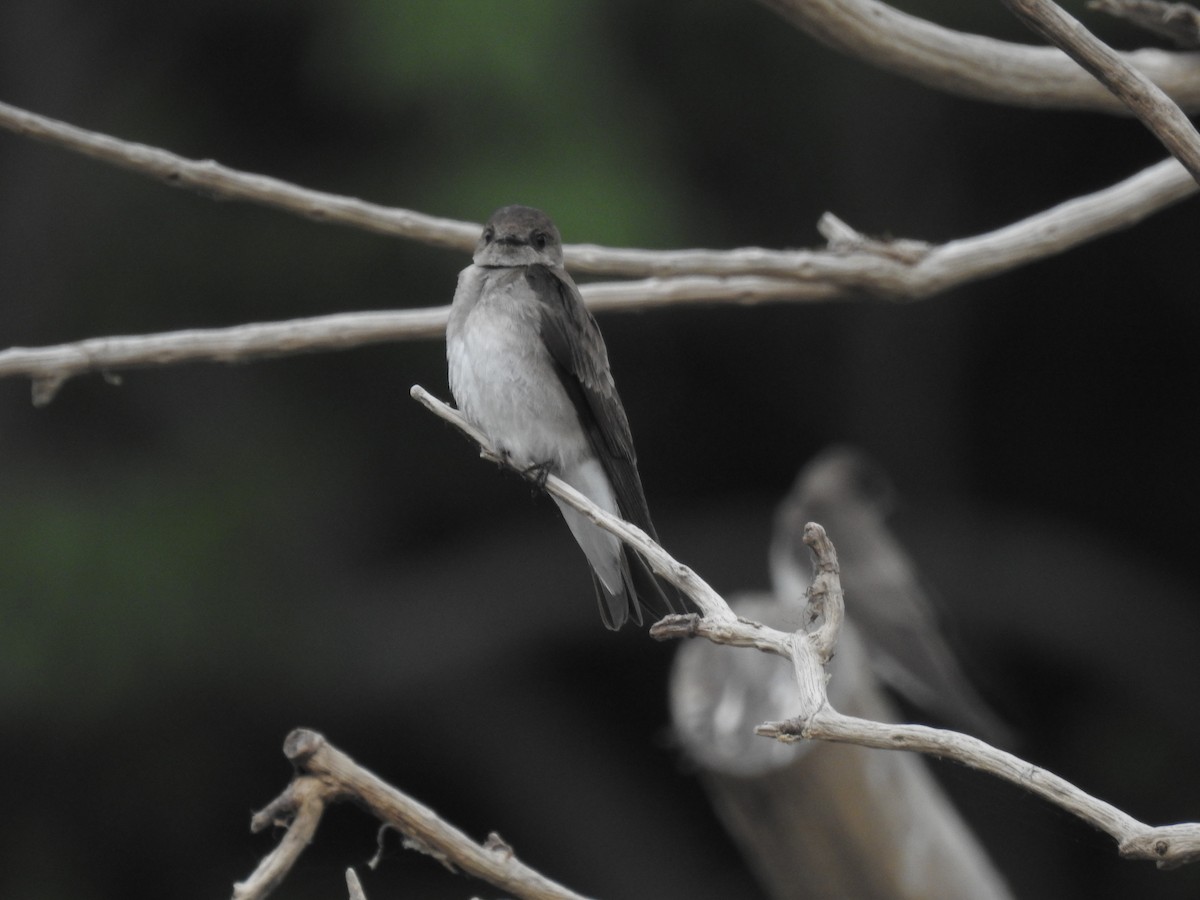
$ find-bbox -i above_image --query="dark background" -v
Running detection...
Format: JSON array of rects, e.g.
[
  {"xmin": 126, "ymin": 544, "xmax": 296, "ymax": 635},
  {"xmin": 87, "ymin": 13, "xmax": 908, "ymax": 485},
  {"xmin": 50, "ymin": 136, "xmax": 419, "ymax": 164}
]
[{"xmin": 2, "ymin": 1, "xmax": 1199, "ymax": 898}]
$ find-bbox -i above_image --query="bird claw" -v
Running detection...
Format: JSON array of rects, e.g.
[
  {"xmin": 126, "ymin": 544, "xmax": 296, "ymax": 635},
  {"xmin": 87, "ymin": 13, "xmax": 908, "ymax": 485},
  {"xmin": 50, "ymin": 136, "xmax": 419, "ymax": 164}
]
[{"xmin": 521, "ymin": 460, "xmax": 553, "ymax": 490}]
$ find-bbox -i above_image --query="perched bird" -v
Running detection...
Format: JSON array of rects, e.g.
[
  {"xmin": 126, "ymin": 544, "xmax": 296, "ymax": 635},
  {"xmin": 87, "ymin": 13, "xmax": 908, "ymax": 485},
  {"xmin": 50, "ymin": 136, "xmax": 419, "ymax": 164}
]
[
  {"xmin": 770, "ymin": 446, "xmax": 1012, "ymax": 743},
  {"xmin": 447, "ymin": 205, "xmax": 677, "ymax": 629}
]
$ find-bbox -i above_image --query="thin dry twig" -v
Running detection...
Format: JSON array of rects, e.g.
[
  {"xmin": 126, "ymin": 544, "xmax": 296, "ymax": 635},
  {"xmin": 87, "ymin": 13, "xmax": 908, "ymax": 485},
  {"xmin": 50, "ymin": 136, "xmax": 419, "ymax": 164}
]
[
  {"xmin": 345, "ymin": 869, "xmax": 368, "ymax": 900},
  {"xmin": 233, "ymin": 777, "xmax": 332, "ymax": 900},
  {"xmin": 755, "ymin": 0, "xmax": 1200, "ymax": 111},
  {"xmin": 411, "ymin": 383, "xmax": 1200, "ymax": 872},
  {"xmin": 1090, "ymin": 0, "xmax": 1200, "ymax": 48},
  {"xmin": 1002, "ymin": 0, "xmax": 1200, "ymax": 184},
  {"xmin": 3, "ymin": 309, "xmax": 450, "ymax": 407},
  {"xmin": 232, "ymin": 729, "xmax": 592, "ymax": 900},
  {"xmin": 0, "ymin": 100, "xmax": 478, "ymax": 254}
]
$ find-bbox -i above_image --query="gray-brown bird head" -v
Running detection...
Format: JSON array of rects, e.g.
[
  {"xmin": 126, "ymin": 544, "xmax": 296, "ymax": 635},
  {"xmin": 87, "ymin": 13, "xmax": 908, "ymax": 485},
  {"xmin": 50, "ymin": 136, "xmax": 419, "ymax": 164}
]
[{"xmin": 473, "ymin": 204, "xmax": 565, "ymax": 268}]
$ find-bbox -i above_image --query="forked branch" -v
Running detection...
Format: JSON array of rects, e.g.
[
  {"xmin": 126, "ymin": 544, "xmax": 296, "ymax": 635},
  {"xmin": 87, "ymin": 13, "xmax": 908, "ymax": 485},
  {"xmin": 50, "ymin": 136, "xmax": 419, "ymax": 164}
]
[
  {"xmin": 1002, "ymin": 0, "xmax": 1200, "ymax": 184},
  {"xmin": 229, "ymin": 388, "xmax": 1200, "ymax": 897},
  {"xmin": 410, "ymin": 384, "xmax": 1200, "ymax": 872},
  {"xmin": 232, "ymin": 729, "xmax": 591, "ymax": 900},
  {"xmin": 755, "ymin": 0, "xmax": 1200, "ymax": 111},
  {"xmin": 1, "ymin": 96, "xmax": 1197, "ymax": 404}
]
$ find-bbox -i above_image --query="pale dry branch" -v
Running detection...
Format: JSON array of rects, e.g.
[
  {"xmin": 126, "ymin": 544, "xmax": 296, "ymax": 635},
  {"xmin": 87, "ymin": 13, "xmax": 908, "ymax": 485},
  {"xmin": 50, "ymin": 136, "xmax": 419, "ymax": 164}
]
[
  {"xmin": 799, "ymin": 523, "xmax": 845, "ymax": 664},
  {"xmin": 0, "ymin": 98, "xmax": 826, "ymax": 279},
  {"xmin": 1, "ymin": 99, "xmax": 1196, "ymax": 405},
  {"xmin": 412, "ymin": 384, "xmax": 1200, "ymax": 872},
  {"xmin": 0, "ymin": 97, "xmax": 1194, "ymax": 289},
  {"xmin": 758, "ymin": 712, "xmax": 1200, "ymax": 868},
  {"xmin": 1002, "ymin": 0, "xmax": 1200, "ymax": 184},
  {"xmin": 1, "ymin": 309, "xmax": 449, "ymax": 406},
  {"xmin": 232, "ymin": 729, "xmax": 591, "ymax": 900},
  {"xmin": 345, "ymin": 869, "xmax": 367, "ymax": 900},
  {"xmin": 234, "ymin": 776, "xmax": 331, "ymax": 900},
  {"xmin": 409, "ymin": 385, "xmax": 747, "ymax": 628},
  {"xmin": 1091, "ymin": 0, "xmax": 1200, "ymax": 48},
  {"xmin": 0, "ymin": 278, "xmax": 833, "ymax": 405},
  {"xmin": 668, "ymin": 591, "xmax": 1014, "ymax": 899},
  {"xmin": 0, "ymin": 100, "xmax": 478, "ymax": 254},
  {"xmin": 0, "ymin": 120, "xmax": 1193, "ymax": 403},
  {"xmin": 755, "ymin": 0, "xmax": 1200, "ymax": 111}
]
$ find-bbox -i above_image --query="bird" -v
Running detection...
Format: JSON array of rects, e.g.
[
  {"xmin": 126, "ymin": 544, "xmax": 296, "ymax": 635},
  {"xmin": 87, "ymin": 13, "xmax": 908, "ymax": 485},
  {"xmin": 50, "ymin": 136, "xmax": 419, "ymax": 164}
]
[
  {"xmin": 446, "ymin": 204, "xmax": 678, "ymax": 629},
  {"xmin": 770, "ymin": 446, "xmax": 1012, "ymax": 744}
]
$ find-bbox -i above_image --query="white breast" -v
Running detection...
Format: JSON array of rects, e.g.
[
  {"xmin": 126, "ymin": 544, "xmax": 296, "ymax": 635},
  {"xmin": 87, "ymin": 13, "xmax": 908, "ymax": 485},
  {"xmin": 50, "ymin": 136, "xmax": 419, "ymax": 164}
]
[{"xmin": 447, "ymin": 266, "xmax": 590, "ymax": 470}]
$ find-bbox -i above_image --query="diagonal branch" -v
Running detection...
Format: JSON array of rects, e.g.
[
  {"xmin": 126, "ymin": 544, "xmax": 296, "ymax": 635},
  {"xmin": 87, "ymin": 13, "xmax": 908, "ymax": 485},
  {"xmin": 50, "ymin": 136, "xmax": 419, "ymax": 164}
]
[
  {"xmin": 0, "ymin": 100, "xmax": 478, "ymax": 255},
  {"xmin": 231, "ymin": 729, "xmax": 592, "ymax": 900},
  {"xmin": 410, "ymin": 383, "xmax": 1200, "ymax": 872},
  {"xmin": 1002, "ymin": 0, "xmax": 1200, "ymax": 184},
  {"xmin": 755, "ymin": 0, "xmax": 1200, "ymax": 111},
  {"xmin": 234, "ymin": 776, "xmax": 331, "ymax": 900},
  {"xmin": 345, "ymin": 869, "xmax": 368, "ymax": 900},
  {"xmin": 409, "ymin": 386, "xmax": 753, "ymax": 632},
  {"xmin": 1090, "ymin": 0, "xmax": 1200, "ymax": 48}
]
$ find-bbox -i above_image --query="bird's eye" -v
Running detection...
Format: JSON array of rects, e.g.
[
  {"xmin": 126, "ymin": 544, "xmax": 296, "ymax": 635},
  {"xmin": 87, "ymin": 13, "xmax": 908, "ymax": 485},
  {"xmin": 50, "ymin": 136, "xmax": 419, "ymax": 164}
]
[
  {"xmin": 482, "ymin": 226, "xmax": 494, "ymax": 243},
  {"xmin": 532, "ymin": 231, "xmax": 548, "ymax": 250}
]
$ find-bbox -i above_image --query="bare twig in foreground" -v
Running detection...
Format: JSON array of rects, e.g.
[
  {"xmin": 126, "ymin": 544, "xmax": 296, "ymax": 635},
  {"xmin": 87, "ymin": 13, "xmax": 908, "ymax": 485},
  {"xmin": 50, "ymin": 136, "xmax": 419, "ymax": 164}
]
[
  {"xmin": 411, "ymin": 383, "xmax": 1200, "ymax": 871},
  {"xmin": 231, "ymin": 729, "xmax": 591, "ymax": 900},
  {"xmin": 1002, "ymin": 0, "xmax": 1200, "ymax": 184},
  {"xmin": 345, "ymin": 869, "xmax": 368, "ymax": 900}
]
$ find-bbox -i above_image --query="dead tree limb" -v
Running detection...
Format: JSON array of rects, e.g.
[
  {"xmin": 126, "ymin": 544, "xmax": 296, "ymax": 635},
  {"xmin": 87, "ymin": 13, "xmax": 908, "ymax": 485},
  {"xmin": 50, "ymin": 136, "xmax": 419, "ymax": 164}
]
[
  {"xmin": 232, "ymin": 729, "xmax": 591, "ymax": 900},
  {"xmin": 1002, "ymin": 0, "xmax": 1200, "ymax": 184},
  {"xmin": 410, "ymin": 384, "xmax": 1200, "ymax": 872}
]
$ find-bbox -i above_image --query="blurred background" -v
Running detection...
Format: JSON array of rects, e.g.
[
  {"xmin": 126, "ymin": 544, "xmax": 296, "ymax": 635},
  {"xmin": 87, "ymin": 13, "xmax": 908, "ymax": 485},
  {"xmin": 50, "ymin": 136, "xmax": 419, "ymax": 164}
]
[{"xmin": 2, "ymin": 1, "xmax": 1199, "ymax": 897}]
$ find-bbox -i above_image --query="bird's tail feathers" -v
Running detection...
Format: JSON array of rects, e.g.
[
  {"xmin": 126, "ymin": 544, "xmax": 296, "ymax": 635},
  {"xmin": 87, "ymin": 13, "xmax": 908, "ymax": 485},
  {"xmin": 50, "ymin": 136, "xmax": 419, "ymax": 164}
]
[
  {"xmin": 594, "ymin": 571, "xmax": 637, "ymax": 630},
  {"xmin": 591, "ymin": 544, "xmax": 685, "ymax": 630},
  {"xmin": 626, "ymin": 546, "xmax": 684, "ymax": 621}
]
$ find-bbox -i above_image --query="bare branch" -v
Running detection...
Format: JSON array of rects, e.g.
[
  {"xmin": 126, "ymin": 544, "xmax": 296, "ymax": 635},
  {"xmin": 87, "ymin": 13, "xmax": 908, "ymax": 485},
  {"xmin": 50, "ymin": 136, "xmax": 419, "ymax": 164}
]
[
  {"xmin": 1, "ymin": 309, "xmax": 449, "ymax": 406},
  {"xmin": 0, "ymin": 98, "xmax": 1193, "ymax": 407},
  {"xmin": 800, "ymin": 522, "xmax": 845, "ymax": 663},
  {"xmin": 412, "ymin": 384, "xmax": 1200, "ymax": 872},
  {"xmin": 409, "ymin": 385, "xmax": 748, "ymax": 627},
  {"xmin": 1, "ymin": 141, "xmax": 1192, "ymax": 403},
  {"xmin": 758, "ymin": 712, "xmax": 1200, "ymax": 868},
  {"xmin": 345, "ymin": 869, "xmax": 368, "ymax": 900},
  {"xmin": 0, "ymin": 100, "xmax": 478, "ymax": 255},
  {"xmin": 754, "ymin": 0, "xmax": 1200, "ymax": 111},
  {"xmin": 0, "ymin": 98, "xmax": 823, "ymax": 279},
  {"xmin": 668, "ymin": 591, "xmax": 1015, "ymax": 898},
  {"xmin": 0, "ymin": 98, "xmax": 1194, "ymax": 289},
  {"xmin": 232, "ymin": 729, "xmax": 592, "ymax": 900},
  {"xmin": 1091, "ymin": 0, "xmax": 1200, "ymax": 48},
  {"xmin": 1002, "ymin": 0, "xmax": 1200, "ymax": 184},
  {"xmin": 233, "ymin": 777, "xmax": 331, "ymax": 900}
]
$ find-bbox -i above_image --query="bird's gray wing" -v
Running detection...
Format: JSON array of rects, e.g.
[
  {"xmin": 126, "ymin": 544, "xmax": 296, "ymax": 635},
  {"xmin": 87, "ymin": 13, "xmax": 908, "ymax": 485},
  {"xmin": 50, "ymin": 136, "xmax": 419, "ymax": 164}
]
[{"xmin": 525, "ymin": 264, "xmax": 658, "ymax": 539}]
